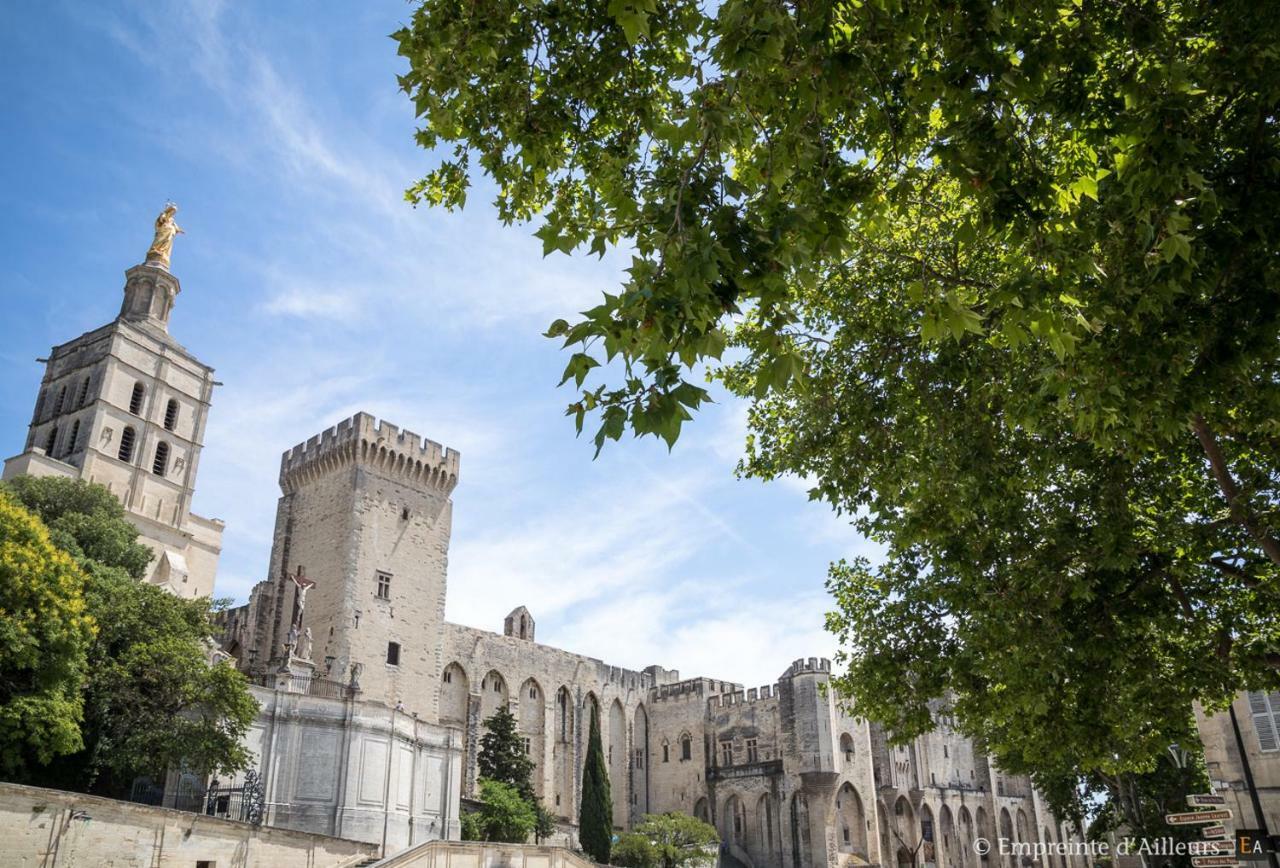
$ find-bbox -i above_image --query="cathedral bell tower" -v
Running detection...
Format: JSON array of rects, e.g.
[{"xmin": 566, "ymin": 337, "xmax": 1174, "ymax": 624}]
[{"xmin": 1, "ymin": 205, "xmax": 224, "ymax": 598}]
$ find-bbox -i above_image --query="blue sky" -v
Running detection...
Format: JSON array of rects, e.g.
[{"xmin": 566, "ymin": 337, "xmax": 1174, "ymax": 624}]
[{"xmin": 0, "ymin": 1, "xmax": 880, "ymax": 688}]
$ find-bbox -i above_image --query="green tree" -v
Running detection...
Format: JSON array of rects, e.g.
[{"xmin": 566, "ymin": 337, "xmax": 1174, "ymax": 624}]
[
  {"xmin": 613, "ymin": 832, "xmax": 659, "ymax": 868},
  {"xmin": 579, "ymin": 705, "xmax": 612, "ymax": 863},
  {"xmin": 478, "ymin": 703, "xmax": 536, "ymax": 801},
  {"xmin": 395, "ymin": 0, "xmax": 1280, "ymax": 783},
  {"xmin": 0, "ymin": 490, "xmax": 95, "ymax": 775},
  {"xmin": 2, "ymin": 476, "xmax": 257, "ymax": 792},
  {"xmin": 624, "ymin": 813, "xmax": 719, "ymax": 868},
  {"xmin": 466, "ymin": 778, "xmax": 539, "ymax": 843}
]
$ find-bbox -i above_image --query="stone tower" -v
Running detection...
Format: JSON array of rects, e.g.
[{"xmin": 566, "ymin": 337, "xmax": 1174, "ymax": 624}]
[
  {"xmin": 2, "ymin": 260, "xmax": 223, "ymax": 598},
  {"xmin": 263, "ymin": 413, "xmax": 459, "ymax": 717}
]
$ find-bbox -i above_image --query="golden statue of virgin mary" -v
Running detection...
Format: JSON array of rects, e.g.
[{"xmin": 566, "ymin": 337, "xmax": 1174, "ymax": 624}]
[{"xmin": 145, "ymin": 203, "xmax": 184, "ymax": 268}]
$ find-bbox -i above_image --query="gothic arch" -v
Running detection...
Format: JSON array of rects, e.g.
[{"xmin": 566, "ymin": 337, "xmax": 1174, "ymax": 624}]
[
  {"xmin": 894, "ymin": 795, "xmax": 918, "ymax": 852},
  {"xmin": 439, "ymin": 662, "xmax": 469, "ymax": 724},
  {"xmin": 519, "ymin": 678, "xmax": 545, "ymax": 799},
  {"xmin": 999, "ymin": 809, "xmax": 1015, "ymax": 868},
  {"xmin": 694, "ymin": 796, "xmax": 710, "ymax": 824},
  {"xmin": 552, "ymin": 686, "xmax": 574, "ymax": 818},
  {"xmin": 939, "ymin": 805, "xmax": 955, "ymax": 868},
  {"xmin": 957, "ymin": 807, "xmax": 974, "ymax": 868},
  {"xmin": 920, "ymin": 803, "xmax": 936, "ymax": 868},
  {"xmin": 758, "ymin": 792, "xmax": 780, "ymax": 865},
  {"xmin": 608, "ymin": 699, "xmax": 627, "ymax": 826},
  {"xmin": 480, "ymin": 669, "xmax": 508, "ymax": 722},
  {"xmin": 722, "ymin": 793, "xmax": 748, "ymax": 851},
  {"xmin": 836, "ymin": 782, "xmax": 868, "ymax": 860},
  {"xmin": 631, "ymin": 703, "xmax": 649, "ymax": 822}
]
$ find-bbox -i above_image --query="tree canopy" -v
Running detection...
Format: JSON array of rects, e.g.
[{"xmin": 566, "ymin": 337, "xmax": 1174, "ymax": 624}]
[
  {"xmin": 464, "ymin": 778, "xmax": 540, "ymax": 843},
  {"xmin": 0, "ymin": 490, "xmax": 95, "ymax": 775},
  {"xmin": 614, "ymin": 813, "xmax": 720, "ymax": 868},
  {"xmin": 2, "ymin": 476, "xmax": 257, "ymax": 792},
  {"xmin": 396, "ymin": 0, "xmax": 1280, "ymax": 781}
]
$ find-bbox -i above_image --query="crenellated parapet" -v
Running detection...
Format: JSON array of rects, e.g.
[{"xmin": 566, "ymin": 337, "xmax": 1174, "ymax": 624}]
[
  {"xmin": 708, "ymin": 682, "xmax": 780, "ymax": 710},
  {"xmin": 781, "ymin": 657, "xmax": 831, "ymax": 679},
  {"xmin": 279, "ymin": 411, "xmax": 461, "ymax": 494},
  {"xmin": 650, "ymin": 676, "xmax": 742, "ymax": 704}
]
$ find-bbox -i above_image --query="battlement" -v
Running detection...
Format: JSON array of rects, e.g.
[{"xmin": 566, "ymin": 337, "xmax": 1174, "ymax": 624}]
[
  {"xmin": 279, "ymin": 412, "xmax": 461, "ymax": 493},
  {"xmin": 651, "ymin": 677, "xmax": 741, "ymax": 704},
  {"xmin": 781, "ymin": 657, "xmax": 831, "ymax": 679},
  {"xmin": 709, "ymin": 682, "xmax": 780, "ymax": 710}
]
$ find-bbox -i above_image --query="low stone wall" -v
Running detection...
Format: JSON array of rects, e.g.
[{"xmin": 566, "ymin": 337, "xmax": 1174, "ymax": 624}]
[
  {"xmin": 369, "ymin": 839, "xmax": 598, "ymax": 868},
  {"xmin": 0, "ymin": 780, "xmax": 380, "ymax": 867}
]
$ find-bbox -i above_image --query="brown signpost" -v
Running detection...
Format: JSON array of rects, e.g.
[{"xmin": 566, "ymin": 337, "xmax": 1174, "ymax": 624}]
[
  {"xmin": 1191, "ymin": 795, "xmax": 1231, "ymax": 807},
  {"xmin": 1170, "ymin": 811, "xmax": 1235, "ymax": 826},
  {"xmin": 1193, "ymin": 857, "xmax": 1240, "ymax": 868},
  {"xmin": 1205, "ymin": 826, "xmax": 1230, "ymax": 839}
]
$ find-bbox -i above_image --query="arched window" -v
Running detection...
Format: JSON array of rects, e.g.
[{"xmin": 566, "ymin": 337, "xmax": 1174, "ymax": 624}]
[
  {"xmin": 34, "ymin": 389, "xmax": 47, "ymax": 420},
  {"xmin": 118, "ymin": 426, "xmax": 136, "ymax": 462},
  {"xmin": 53, "ymin": 386, "xmax": 66, "ymax": 416},
  {"xmin": 129, "ymin": 382, "xmax": 145, "ymax": 415},
  {"xmin": 163, "ymin": 399, "xmax": 179, "ymax": 431},
  {"xmin": 840, "ymin": 732, "xmax": 855, "ymax": 763},
  {"xmin": 152, "ymin": 441, "xmax": 170, "ymax": 476},
  {"xmin": 66, "ymin": 419, "xmax": 80, "ymax": 456},
  {"xmin": 77, "ymin": 378, "xmax": 91, "ymax": 408},
  {"xmin": 680, "ymin": 733, "xmax": 692, "ymax": 761},
  {"xmin": 662, "ymin": 741, "xmax": 670, "ymax": 763},
  {"xmin": 44, "ymin": 425, "xmax": 58, "ymax": 454}
]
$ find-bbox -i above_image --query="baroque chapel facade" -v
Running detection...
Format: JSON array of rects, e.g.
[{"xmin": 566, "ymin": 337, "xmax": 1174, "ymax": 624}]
[{"xmin": 3, "ymin": 241, "xmax": 1089, "ymax": 868}]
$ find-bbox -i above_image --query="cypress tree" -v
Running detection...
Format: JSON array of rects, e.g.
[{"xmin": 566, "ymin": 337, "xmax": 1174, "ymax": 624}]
[{"xmin": 578, "ymin": 704, "xmax": 613, "ymax": 863}]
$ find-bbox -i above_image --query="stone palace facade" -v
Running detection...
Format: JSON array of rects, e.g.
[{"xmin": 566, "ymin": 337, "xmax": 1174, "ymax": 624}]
[{"xmin": 5, "ymin": 248, "xmax": 1091, "ymax": 868}]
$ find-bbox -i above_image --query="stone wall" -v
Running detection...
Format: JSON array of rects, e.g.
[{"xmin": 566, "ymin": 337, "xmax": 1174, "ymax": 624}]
[
  {"xmin": 227, "ymin": 683, "xmax": 464, "ymax": 851},
  {"xmin": 0, "ymin": 780, "xmax": 378, "ymax": 867},
  {"xmin": 1196, "ymin": 692, "xmax": 1280, "ymax": 834}
]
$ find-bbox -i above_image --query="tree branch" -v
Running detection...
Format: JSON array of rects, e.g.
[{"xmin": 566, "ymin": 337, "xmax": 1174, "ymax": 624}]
[{"xmin": 1192, "ymin": 414, "xmax": 1280, "ymax": 567}]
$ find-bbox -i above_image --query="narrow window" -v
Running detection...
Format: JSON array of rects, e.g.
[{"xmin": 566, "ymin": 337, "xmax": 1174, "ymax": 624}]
[
  {"xmin": 720, "ymin": 740, "xmax": 733, "ymax": 767},
  {"xmin": 443, "ymin": 670, "xmax": 452, "ymax": 684},
  {"xmin": 53, "ymin": 386, "xmax": 66, "ymax": 416},
  {"xmin": 129, "ymin": 381, "xmax": 145, "ymax": 415},
  {"xmin": 635, "ymin": 748, "xmax": 644, "ymax": 769},
  {"xmin": 163, "ymin": 398, "xmax": 178, "ymax": 431},
  {"xmin": 529, "ymin": 686, "xmax": 538, "ymax": 699},
  {"xmin": 44, "ymin": 425, "xmax": 58, "ymax": 454},
  {"xmin": 376, "ymin": 571, "xmax": 392, "ymax": 600},
  {"xmin": 77, "ymin": 378, "xmax": 91, "ymax": 408},
  {"xmin": 118, "ymin": 426, "xmax": 136, "ymax": 462},
  {"xmin": 34, "ymin": 389, "xmax": 46, "ymax": 420},
  {"xmin": 681, "ymin": 735, "xmax": 692, "ymax": 761},
  {"xmin": 152, "ymin": 441, "xmax": 170, "ymax": 476},
  {"xmin": 746, "ymin": 738, "xmax": 758, "ymax": 763},
  {"xmin": 944, "ymin": 745, "xmax": 949, "ymax": 758},
  {"xmin": 387, "ymin": 642, "xmax": 401, "ymax": 666},
  {"xmin": 662, "ymin": 742, "xmax": 669, "ymax": 763},
  {"xmin": 523, "ymin": 737, "xmax": 532, "ymax": 754},
  {"xmin": 66, "ymin": 419, "xmax": 80, "ymax": 456}
]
